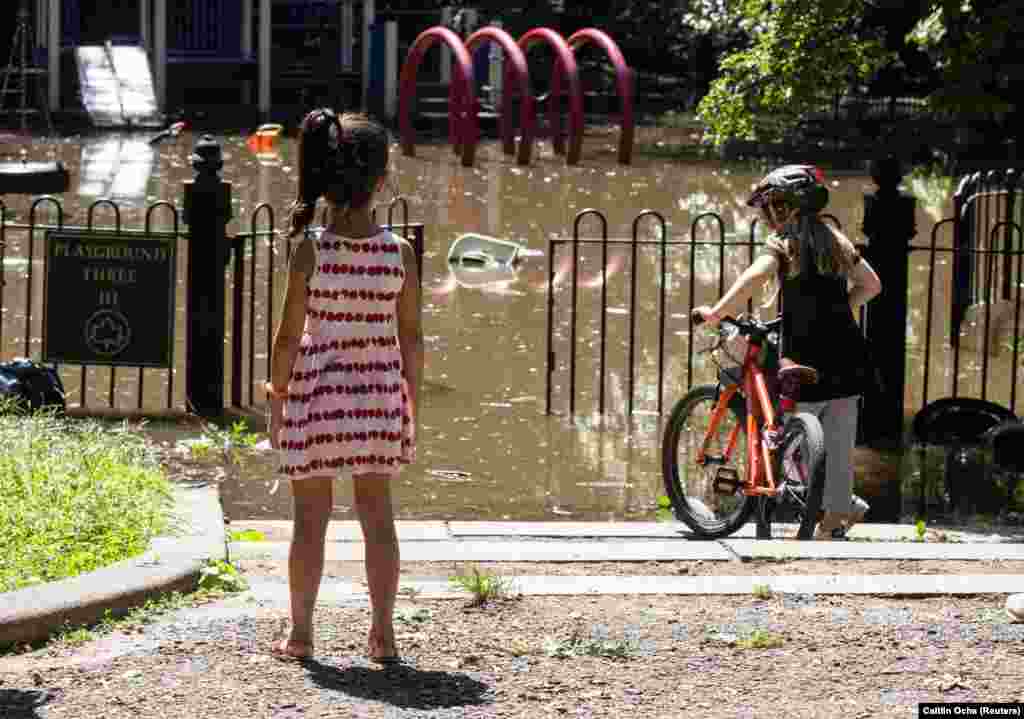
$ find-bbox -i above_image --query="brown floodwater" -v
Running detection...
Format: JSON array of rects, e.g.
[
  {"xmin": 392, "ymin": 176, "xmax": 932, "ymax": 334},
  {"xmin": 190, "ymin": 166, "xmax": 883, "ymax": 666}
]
[{"xmin": 1, "ymin": 127, "xmax": 1020, "ymax": 522}]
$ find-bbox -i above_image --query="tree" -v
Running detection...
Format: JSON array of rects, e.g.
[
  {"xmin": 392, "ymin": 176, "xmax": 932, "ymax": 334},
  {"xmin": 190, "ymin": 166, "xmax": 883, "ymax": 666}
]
[{"xmin": 696, "ymin": 0, "xmax": 1022, "ymax": 151}]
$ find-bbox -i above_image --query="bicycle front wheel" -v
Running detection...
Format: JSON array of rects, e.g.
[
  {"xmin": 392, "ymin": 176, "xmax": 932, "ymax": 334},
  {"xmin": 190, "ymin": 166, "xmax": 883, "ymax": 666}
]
[
  {"xmin": 662, "ymin": 384, "xmax": 756, "ymax": 538},
  {"xmin": 773, "ymin": 412, "xmax": 826, "ymax": 540}
]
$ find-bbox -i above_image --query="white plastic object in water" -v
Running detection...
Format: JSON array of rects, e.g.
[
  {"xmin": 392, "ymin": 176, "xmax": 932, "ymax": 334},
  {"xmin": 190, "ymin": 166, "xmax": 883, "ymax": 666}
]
[{"xmin": 447, "ymin": 233, "xmax": 543, "ymax": 268}]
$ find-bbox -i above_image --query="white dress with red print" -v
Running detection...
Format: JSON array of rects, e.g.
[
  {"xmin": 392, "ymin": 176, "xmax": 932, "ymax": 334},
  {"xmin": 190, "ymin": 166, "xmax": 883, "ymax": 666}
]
[{"xmin": 278, "ymin": 229, "xmax": 414, "ymax": 480}]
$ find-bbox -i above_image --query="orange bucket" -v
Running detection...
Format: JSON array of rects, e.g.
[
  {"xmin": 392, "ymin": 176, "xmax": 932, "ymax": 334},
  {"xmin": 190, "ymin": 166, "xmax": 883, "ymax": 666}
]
[{"xmin": 246, "ymin": 123, "xmax": 284, "ymax": 153}]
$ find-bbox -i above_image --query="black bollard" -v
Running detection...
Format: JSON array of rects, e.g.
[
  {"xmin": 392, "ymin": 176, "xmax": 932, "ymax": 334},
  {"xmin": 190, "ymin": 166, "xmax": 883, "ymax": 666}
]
[
  {"xmin": 183, "ymin": 134, "xmax": 233, "ymax": 418},
  {"xmin": 861, "ymin": 155, "xmax": 916, "ymax": 446}
]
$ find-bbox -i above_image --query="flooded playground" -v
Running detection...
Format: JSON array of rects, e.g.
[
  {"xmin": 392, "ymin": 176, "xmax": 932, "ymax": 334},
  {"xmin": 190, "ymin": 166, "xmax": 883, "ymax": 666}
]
[{"xmin": 1, "ymin": 127, "xmax": 1019, "ymax": 523}]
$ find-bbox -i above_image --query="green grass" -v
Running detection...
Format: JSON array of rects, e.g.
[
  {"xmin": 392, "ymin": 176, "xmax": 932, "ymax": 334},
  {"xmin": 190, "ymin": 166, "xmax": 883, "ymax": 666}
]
[
  {"xmin": 448, "ymin": 566, "xmax": 516, "ymax": 606},
  {"xmin": 0, "ymin": 403, "xmax": 175, "ymax": 594}
]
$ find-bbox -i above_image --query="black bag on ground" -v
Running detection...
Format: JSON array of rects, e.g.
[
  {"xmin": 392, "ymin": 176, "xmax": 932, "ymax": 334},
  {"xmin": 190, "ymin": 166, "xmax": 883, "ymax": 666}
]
[{"xmin": 0, "ymin": 359, "xmax": 66, "ymax": 413}]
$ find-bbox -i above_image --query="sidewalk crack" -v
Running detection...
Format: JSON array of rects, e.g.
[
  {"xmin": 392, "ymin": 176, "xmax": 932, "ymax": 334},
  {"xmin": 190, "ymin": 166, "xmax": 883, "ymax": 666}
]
[{"xmin": 716, "ymin": 539, "xmax": 746, "ymax": 563}]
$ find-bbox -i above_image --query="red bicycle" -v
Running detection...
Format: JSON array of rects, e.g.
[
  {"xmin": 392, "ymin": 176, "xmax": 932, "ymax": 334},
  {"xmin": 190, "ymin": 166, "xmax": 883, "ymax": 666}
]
[{"xmin": 662, "ymin": 312, "xmax": 826, "ymax": 539}]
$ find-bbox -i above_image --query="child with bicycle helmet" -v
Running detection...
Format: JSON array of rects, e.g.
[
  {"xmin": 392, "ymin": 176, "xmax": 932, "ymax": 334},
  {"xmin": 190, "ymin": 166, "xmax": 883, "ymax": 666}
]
[{"xmin": 693, "ymin": 165, "xmax": 882, "ymax": 539}]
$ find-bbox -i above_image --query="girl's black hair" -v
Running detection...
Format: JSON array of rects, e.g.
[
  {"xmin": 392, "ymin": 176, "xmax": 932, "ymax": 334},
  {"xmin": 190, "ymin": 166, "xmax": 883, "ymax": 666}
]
[{"xmin": 287, "ymin": 109, "xmax": 390, "ymax": 237}]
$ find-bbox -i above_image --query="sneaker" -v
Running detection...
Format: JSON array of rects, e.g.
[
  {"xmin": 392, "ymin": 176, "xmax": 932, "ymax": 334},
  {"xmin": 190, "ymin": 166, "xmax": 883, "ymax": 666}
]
[
  {"xmin": 1007, "ymin": 594, "xmax": 1024, "ymax": 623},
  {"xmin": 814, "ymin": 512, "xmax": 846, "ymax": 540},
  {"xmin": 843, "ymin": 495, "xmax": 870, "ymax": 534}
]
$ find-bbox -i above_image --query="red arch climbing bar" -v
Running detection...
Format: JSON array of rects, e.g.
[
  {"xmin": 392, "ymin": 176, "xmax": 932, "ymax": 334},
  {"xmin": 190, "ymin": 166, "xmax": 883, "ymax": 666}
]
[
  {"xmin": 398, "ymin": 26, "xmax": 479, "ymax": 167},
  {"xmin": 465, "ymin": 26, "xmax": 535, "ymax": 166},
  {"xmin": 518, "ymin": 27, "xmax": 583, "ymax": 167},
  {"xmin": 567, "ymin": 28, "xmax": 634, "ymax": 165}
]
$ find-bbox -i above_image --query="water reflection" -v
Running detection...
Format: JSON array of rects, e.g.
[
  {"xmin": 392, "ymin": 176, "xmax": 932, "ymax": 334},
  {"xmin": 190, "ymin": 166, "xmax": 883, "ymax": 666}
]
[
  {"xmin": 77, "ymin": 133, "xmax": 156, "ymax": 203},
  {"xmin": 4, "ymin": 131, "xmax": 1017, "ymax": 522}
]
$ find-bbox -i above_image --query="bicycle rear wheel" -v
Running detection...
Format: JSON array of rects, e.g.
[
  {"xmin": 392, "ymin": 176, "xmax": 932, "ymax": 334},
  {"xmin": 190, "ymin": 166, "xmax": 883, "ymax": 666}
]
[
  {"xmin": 662, "ymin": 384, "xmax": 756, "ymax": 538},
  {"xmin": 773, "ymin": 412, "xmax": 826, "ymax": 540}
]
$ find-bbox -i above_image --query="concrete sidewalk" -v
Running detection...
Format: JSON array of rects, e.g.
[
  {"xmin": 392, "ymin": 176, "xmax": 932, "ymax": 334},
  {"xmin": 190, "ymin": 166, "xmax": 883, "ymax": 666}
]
[
  {"xmin": 225, "ymin": 518, "xmax": 1024, "ymax": 602},
  {"xmin": 4, "ymin": 483, "xmax": 1024, "ymax": 647}
]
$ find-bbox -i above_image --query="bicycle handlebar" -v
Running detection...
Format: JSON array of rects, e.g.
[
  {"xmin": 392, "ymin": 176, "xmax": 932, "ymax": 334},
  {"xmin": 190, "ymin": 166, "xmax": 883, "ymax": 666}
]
[{"xmin": 691, "ymin": 310, "xmax": 782, "ymax": 338}]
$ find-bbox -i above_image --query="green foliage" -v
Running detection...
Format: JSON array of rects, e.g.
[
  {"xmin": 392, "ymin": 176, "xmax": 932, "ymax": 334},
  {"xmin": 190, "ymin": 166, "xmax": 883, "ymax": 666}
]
[
  {"xmin": 0, "ymin": 410, "xmax": 173, "ymax": 593},
  {"xmin": 916, "ymin": 519, "xmax": 927, "ymax": 541},
  {"xmin": 737, "ymin": 628, "xmax": 785, "ymax": 649},
  {"xmin": 698, "ymin": 0, "xmax": 887, "ymax": 146},
  {"xmin": 752, "ymin": 583, "xmax": 773, "ymax": 599},
  {"xmin": 228, "ymin": 529, "xmax": 266, "ymax": 542},
  {"xmin": 698, "ymin": 0, "xmax": 1022, "ymax": 146},
  {"xmin": 395, "ymin": 607, "xmax": 433, "ymax": 624},
  {"xmin": 654, "ymin": 495, "xmax": 674, "ymax": 522},
  {"xmin": 543, "ymin": 630, "xmax": 642, "ymax": 659},
  {"xmin": 197, "ymin": 559, "xmax": 249, "ymax": 593},
  {"xmin": 448, "ymin": 566, "xmax": 515, "ymax": 605}
]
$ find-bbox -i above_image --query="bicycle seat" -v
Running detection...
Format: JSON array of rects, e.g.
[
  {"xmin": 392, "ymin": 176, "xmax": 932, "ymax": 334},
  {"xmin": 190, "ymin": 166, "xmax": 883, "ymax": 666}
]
[
  {"xmin": 777, "ymin": 362, "xmax": 818, "ymax": 386},
  {"xmin": 777, "ymin": 361, "xmax": 818, "ymax": 400}
]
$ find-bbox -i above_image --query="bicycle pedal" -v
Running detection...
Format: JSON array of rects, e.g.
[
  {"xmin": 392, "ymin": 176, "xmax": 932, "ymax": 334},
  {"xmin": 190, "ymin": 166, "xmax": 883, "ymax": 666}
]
[{"xmin": 712, "ymin": 467, "xmax": 742, "ymax": 495}]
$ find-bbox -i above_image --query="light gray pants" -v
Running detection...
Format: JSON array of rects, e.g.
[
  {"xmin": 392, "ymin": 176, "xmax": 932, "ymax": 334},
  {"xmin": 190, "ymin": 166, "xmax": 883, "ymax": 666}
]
[{"xmin": 797, "ymin": 395, "xmax": 869, "ymax": 515}]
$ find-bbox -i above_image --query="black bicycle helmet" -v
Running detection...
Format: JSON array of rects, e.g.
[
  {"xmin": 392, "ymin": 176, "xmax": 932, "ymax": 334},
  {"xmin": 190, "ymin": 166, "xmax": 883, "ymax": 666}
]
[{"xmin": 747, "ymin": 164, "xmax": 829, "ymax": 215}]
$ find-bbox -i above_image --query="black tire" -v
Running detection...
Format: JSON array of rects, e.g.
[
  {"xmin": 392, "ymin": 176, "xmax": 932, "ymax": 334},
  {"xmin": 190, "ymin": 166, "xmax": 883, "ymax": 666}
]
[
  {"xmin": 772, "ymin": 412, "xmax": 826, "ymax": 540},
  {"xmin": 662, "ymin": 384, "xmax": 756, "ymax": 538}
]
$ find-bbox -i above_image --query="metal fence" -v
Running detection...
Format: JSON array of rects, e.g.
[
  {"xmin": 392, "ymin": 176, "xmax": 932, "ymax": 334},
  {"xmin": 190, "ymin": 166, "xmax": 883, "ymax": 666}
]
[
  {"xmin": 545, "ymin": 202, "xmax": 1024, "ymax": 430},
  {"xmin": 544, "ymin": 208, "xmax": 840, "ymax": 419},
  {"xmin": 941, "ymin": 169, "xmax": 1023, "ymax": 410},
  {"xmin": 0, "ymin": 195, "xmax": 423, "ymax": 414}
]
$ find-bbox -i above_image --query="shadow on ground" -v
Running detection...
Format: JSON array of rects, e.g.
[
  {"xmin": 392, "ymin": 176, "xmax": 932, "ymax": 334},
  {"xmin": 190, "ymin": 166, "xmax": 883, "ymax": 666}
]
[
  {"xmin": 303, "ymin": 658, "xmax": 493, "ymax": 713},
  {"xmin": 0, "ymin": 688, "xmax": 61, "ymax": 719}
]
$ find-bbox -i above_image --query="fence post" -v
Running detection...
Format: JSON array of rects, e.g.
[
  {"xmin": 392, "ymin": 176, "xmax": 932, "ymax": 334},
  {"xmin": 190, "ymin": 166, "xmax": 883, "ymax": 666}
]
[
  {"xmin": 183, "ymin": 135, "xmax": 233, "ymax": 418},
  {"xmin": 861, "ymin": 155, "xmax": 916, "ymax": 446}
]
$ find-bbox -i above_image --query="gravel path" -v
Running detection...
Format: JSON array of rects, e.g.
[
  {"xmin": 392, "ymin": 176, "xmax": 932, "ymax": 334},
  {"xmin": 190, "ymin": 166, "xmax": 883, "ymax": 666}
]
[{"xmin": 2, "ymin": 590, "xmax": 1023, "ymax": 718}]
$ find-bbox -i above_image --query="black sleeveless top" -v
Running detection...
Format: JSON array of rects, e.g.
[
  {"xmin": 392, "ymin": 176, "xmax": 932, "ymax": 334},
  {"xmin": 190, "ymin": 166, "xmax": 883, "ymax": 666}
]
[{"xmin": 774, "ymin": 241, "xmax": 872, "ymax": 402}]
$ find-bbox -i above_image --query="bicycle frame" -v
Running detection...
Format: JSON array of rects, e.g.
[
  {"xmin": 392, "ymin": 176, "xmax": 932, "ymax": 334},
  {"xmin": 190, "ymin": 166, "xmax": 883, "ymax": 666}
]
[{"xmin": 696, "ymin": 335, "xmax": 784, "ymax": 497}]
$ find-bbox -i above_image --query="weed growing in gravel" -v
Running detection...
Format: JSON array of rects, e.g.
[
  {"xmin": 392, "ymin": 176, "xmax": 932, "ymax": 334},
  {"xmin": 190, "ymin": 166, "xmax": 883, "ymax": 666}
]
[
  {"xmin": 737, "ymin": 628, "xmax": 785, "ymax": 649},
  {"xmin": 395, "ymin": 607, "xmax": 432, "ymax": 624},
  {"xmin": 654, "ymin": 495, "xmax": 674, "ymax": 522},
  {"xmin": 182, "ymin": 419, "xmax": 262, "ymax": 473},
  {"xmin": 449, "ymin": 566, "xmax": 515, "ymax": 606},
  {"xmin": 0, "ymin": 406, "xmax": 174, "ymax": 593},
  {"xmin": 916, "ymin": 519, "xmax": 927, "ymax": 541},
  {"xmin": 543, "ymin": 631, "xmax": 642, "ymax": 660},
  {"xmin": 228, "ymin": 529, "xmax": 267, "ymax": 542},
  {"xmin": 975, "ymin": 607, "xmax": 1011, "ymax": 625},
  {"xmin": 198, "ymin": 559, "xmax": 249, "ymax": 593},
  {"xmin": 398, "ymin": 584, "xmax": 422, "ymax": 601},
  {"xmin": 752, "ymin": 584, "xmax": 773, "ymax": 600}
]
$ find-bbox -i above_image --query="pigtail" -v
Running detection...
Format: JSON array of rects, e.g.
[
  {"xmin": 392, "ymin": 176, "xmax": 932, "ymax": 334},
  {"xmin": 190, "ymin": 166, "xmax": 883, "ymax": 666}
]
[
  {"xmin": 288, "ymin": 110, "xmax": 390, "ymax": 228},
  {"xmin": 288, "ymin": 109, "xmax": 335, "ymax": 238}
]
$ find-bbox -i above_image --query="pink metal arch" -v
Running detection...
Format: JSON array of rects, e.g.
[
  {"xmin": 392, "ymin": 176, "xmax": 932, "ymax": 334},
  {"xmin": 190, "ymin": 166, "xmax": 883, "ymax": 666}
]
[
  {"xmin": 464, "ymin": 27, "xmax": 536, "ymax": 166},
  {"xmin": 399, "ymin": 27, "xmax": 478, "ymax": 167},
  {"xmin": 518, "ymin": 27, "xmax": 583, "ymax": 166},
  {"xmin": 567, "ymin": 28, "xmax": 635, "ymax": 165}
]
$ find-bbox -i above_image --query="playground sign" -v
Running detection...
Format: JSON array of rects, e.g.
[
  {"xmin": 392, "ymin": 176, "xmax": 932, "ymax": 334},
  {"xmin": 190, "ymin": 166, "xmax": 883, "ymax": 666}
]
[{"xmin": 42, "ymin": 230, "xmax": 177, "ymax": 367}]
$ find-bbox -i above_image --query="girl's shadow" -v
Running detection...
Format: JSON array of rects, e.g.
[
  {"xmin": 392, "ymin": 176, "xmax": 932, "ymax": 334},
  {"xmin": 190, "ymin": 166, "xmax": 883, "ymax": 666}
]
[
  {"xmin": 0, "ymin": 689, "xmax": 60, "ymax": 719},
  {"xmin": 302, "ymin": 657, "xmax": 492, "ymax": 712}
]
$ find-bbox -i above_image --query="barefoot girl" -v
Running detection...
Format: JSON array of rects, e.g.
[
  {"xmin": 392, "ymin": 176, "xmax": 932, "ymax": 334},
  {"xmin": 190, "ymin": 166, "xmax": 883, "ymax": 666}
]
[{"xmin": 266, "ymin": 109, "xmax": 422, "ymax": 662}]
